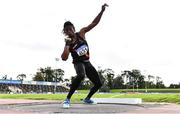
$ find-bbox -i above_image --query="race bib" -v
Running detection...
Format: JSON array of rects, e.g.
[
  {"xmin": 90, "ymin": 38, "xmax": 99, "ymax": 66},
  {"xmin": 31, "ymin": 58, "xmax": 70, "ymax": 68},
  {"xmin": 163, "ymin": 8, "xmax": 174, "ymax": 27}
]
[{"xmin": 76, "ymin": 45, "xmax": 88, "ymax": 56}]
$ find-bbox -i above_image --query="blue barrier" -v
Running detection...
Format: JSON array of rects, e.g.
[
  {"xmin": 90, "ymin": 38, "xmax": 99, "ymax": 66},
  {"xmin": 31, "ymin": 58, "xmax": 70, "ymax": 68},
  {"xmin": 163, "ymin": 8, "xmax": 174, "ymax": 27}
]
[
  {"xmin": 0, "ymin": 80, "xmax": 58, "ymax": 86},
  {"xmin": 0, "ymin": 80, "xmax": 22, "ymax": 84}
]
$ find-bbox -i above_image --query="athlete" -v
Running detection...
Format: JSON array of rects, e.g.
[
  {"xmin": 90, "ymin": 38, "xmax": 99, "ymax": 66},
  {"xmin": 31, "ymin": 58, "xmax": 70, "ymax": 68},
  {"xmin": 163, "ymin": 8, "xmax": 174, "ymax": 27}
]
[{"xmin": 61, "ymin": 3, "xmax": 108, "ymax": 108}]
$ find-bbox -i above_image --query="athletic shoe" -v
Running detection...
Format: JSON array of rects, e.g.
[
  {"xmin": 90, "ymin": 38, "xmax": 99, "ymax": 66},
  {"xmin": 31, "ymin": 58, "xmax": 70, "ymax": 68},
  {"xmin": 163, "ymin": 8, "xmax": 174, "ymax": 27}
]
[
  {"xmin": 82, "ymin": 99, "xmax": 97, "ymax": 104},
  {"xmin": 63, "ymin": 99, "xmax": 70, "ymax": 109}
]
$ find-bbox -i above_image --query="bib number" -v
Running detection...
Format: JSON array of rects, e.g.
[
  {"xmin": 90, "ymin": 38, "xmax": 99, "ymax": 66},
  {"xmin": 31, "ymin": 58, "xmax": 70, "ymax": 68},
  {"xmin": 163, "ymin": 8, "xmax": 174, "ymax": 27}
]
[{"xmin": 76, "ymin": 45, "xmax": 88, "ymax": 56}]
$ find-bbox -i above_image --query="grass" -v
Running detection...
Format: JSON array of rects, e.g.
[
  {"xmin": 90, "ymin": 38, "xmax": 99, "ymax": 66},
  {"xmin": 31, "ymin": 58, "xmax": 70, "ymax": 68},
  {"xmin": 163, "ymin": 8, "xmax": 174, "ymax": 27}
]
[
  {"xmin": 0, "ymin": 93, "xmax": 180, "ymax": 104},
  {"xmin": 78, "ymin": 89, "xmax": 180, "ymax": 93},
  {"xmin": 110, "ymin": 89, "xmax": 180, "ymax": 93}
]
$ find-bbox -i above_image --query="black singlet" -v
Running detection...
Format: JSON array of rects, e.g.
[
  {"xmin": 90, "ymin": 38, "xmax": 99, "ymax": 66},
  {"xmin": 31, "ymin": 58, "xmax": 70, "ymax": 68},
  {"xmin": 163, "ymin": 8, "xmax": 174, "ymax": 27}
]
[{"xmin": 69, "ymin": 33, "xmax": 90, "ymax": 63}]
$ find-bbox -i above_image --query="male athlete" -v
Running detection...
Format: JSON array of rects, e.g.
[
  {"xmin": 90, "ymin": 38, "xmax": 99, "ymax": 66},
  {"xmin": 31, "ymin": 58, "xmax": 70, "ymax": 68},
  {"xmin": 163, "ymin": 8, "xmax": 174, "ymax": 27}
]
[{"xmin": 61, "ymin": 3, "xmax": 108, "ymax": 108}]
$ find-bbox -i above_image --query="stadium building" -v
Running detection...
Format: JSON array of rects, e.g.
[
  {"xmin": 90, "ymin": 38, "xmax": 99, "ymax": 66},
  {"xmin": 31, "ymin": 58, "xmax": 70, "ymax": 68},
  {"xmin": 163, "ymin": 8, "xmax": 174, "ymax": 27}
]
[{"xmin": 0, "ymin": 79, "xmax": 69, "ymax": 94}]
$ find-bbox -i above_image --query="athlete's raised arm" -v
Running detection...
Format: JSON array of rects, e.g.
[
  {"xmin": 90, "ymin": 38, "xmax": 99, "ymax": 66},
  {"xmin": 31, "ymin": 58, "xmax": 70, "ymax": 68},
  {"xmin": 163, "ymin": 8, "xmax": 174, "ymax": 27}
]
[{"xmin": 79, "ymin": 3, "xmax": 108, "ymax": 38}]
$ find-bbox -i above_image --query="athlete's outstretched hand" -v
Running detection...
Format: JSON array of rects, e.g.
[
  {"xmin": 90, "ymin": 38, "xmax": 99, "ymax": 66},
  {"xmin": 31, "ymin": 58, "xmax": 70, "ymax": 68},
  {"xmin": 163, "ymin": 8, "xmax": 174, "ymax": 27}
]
[{"xmin": 102, "ymin": 3, "xmax": 108, "ymax": 12}]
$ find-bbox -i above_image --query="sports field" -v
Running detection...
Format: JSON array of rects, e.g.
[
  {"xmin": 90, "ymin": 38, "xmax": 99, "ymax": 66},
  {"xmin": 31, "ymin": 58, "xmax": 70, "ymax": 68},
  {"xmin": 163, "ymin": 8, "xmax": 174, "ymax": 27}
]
[{"xmin": 0, "ymin": 92, "xmax": 180, "ymax": 104}]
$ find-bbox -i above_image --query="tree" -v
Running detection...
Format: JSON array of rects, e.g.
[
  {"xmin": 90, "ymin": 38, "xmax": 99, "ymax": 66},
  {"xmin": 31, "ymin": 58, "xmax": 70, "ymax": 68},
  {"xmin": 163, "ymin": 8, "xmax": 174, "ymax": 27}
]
[
  {"xmin": 2, "ymin": 75, "xmax": 7, "ymax": 80},
  {"xmin": 131, "ymin": 70, "xmax": 140, "ymax": 90},
  {"xmin": 97, "ymin": 66, "xmax": 106, "ymax": 85},
  {"xmin": 54, "ymin": 68, "xmax": 64, "ymax": 82},
  {"xmin": 137, "ymin": 74, "xmax": 145, "ymax": 89},
  {"xmin": 147, "ymin": 75, "xmax": 155, "ymax": 88},
  {"xmin": 33, "ymin": 67, "xmax": 64, "ymax": 82},
  {"xmin": 17, "ymin": 74, "xmax": 26, "ymax": 81},
  {"xmin": 33, "ymin": 72, "xmax": 44, "ymax": 81},
  {"xmin": 169, "ymin": 83, "xmax": 180, "ymax": 88},
  {"xmin": 44, "ymin": 67, "xmax": 54, "ymax": 82},
  {"xmin": 156, "ymin": 76, "xmax": 161, "ymax": 88},
  {"xmin": 97, "ymin": 67, "xmax": 110, "ymax": 92},
  {"xmin": 156, "ymin": 76, "xmax": 165, "ymax": 88},
  {"xmin": 113, "ymin": 74, "xmax": 124, "ymax": 89},
  {"xmin": 131, "ymin": 70, "xmax": 145, "ymax": 89},
  {"xmin": 122, "ymin": 70, "xmax": 145, "ymax": 90},
  {"xmin": 121, "ymin": 70, "xmax": 131, "ymax": 89},
  {"xmin": 39, "ymin": 67, "xmax": 46, "ymax": 81},
  {"xmin": 103, "ymin": 68, "xmax": 115, "ymax": 89}
]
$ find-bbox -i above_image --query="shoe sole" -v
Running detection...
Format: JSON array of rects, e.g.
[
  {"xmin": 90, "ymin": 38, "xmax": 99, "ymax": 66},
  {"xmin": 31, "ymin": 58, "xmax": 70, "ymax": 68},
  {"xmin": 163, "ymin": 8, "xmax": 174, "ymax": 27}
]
[
  {"xmin": 63, "ymin": 105, "xmax": 70, "ymax": 109},
  {"xmin": 63, "ymin": 103, "xmax": 70, "ymax": 109}
]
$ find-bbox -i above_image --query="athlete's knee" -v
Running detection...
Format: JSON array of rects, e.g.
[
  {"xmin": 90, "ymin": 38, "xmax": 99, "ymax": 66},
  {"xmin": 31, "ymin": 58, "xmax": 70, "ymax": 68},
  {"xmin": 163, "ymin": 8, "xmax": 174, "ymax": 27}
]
[{"xmin": 72, "ymin": 73, "xmax": 85, "ymax": 84}]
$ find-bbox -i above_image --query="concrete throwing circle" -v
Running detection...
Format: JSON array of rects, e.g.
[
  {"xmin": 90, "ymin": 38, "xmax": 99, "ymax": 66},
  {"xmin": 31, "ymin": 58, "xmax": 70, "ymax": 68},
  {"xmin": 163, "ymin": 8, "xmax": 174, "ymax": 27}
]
[{"xmin": 0, "ymin": 102, "xmax": 164, "ymax": 114}]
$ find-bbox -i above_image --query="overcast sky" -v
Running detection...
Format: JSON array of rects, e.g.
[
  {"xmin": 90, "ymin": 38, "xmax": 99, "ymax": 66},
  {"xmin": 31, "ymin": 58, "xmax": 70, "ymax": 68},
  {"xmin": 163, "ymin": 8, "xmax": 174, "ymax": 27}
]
[{"xmin": 0, "ymin": 0, "xmax": 180, "ymax": 86}]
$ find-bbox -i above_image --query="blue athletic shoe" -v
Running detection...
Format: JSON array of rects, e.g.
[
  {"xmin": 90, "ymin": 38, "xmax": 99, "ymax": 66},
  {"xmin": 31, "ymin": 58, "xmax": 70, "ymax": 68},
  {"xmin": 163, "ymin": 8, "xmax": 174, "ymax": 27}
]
[
  {"xmin": 82, "ymin": 99, "xmax": 97, "ymax": 104},
  {"xmin": 63, "ymin": 99, "xmax": 70, "ymax": 109}
]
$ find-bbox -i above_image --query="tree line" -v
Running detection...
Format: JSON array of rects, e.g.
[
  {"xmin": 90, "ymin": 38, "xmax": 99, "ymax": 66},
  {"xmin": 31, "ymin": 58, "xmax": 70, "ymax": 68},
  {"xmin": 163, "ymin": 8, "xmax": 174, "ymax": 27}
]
[
  {"xmin": 31, "ymin": 66, "xmax": 180, "ymax": 89},
  {"xmin": 1, "ymin": 66, "xmax": 180, "ymax": 89}
]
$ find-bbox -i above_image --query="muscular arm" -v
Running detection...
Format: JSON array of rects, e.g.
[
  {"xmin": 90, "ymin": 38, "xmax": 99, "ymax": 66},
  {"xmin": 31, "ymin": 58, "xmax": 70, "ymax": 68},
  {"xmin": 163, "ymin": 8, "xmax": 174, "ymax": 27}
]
[
  {"xmin": 79, "ymin": 3, "xmax": 108, "ymax": 38},
  {"xmin": 61, "ymin": 46, "xmax": 70, "ymax": 61}
]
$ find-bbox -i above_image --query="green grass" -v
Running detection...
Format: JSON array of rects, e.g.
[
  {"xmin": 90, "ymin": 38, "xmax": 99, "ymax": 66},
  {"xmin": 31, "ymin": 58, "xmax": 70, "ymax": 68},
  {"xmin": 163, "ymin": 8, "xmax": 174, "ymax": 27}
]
[
  {"xmin": 0, "ymin": 93, "xmax": 180, "ymax": 104},
  {"xmin": 110, "ymin": 89, "xmax": 180, "ymax": 93},
  {"xmin": 78, "ymin": 89, "xmax": 180, "ymax": 93}
]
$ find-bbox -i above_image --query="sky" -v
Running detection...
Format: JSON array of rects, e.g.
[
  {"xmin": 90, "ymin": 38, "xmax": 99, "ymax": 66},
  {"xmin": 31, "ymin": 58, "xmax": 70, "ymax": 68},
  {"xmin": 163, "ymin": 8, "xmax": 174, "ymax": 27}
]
[{"xmin": 0, "ymin": 0, "xmax": 180, "ymax": 86}]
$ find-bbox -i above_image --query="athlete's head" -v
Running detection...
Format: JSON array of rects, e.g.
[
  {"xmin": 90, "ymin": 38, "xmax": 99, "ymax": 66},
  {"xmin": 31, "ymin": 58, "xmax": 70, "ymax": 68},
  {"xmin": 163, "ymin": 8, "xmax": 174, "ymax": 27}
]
[{"xmin": 63, "ymin": 21, "xmax": 75, "ymax": 37}]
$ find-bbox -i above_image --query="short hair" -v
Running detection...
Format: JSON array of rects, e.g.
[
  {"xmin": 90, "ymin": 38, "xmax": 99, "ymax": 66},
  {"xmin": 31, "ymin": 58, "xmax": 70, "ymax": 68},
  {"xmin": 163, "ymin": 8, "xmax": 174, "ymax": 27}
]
[{"xmin": 63, "ymin": 21, "xmax": 75, "ymax": 33}]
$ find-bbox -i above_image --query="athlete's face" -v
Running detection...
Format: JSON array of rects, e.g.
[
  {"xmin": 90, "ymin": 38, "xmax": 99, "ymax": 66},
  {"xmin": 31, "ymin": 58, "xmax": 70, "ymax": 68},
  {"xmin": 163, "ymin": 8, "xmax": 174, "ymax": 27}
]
[{"xmin": 64, "ymin": 25, "xmax": 75, "ymax": 37}]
